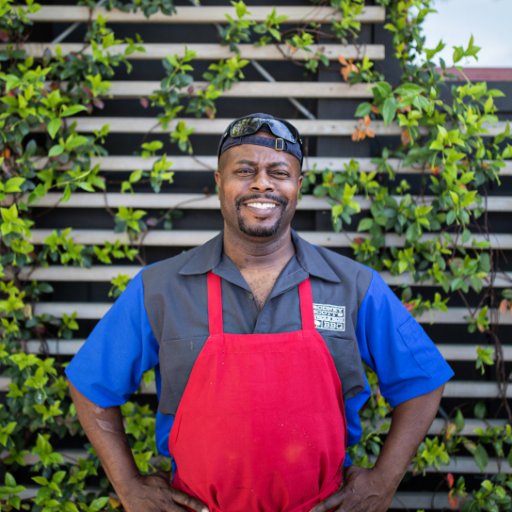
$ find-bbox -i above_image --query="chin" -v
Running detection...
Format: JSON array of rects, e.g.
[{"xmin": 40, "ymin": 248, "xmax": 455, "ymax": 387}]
[{"xmin": 238, "ymin": 220, "xmax": 282, "ymax": 238}]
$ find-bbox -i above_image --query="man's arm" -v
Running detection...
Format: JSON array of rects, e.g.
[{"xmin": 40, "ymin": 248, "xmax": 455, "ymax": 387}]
[
  {"xmin": 310, "ymin": 384, "xmax": 444, "ymax": 512},
  {"xmin": 68, "ymin": 381, "xmax": 208, "ymax": 512}
]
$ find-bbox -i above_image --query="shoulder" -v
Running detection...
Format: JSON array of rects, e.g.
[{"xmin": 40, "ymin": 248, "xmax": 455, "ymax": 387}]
[
  {"xmin": 142, "ymin": 233, "xmax": 222, "ymax": 289},
  {"xmin": 142, "ymin": 248, "xmax": 194, "ymax": 280},
  {"xmin": 293, "ymin": 232, "xmax": 374, "ymax": 303},
  {"xmin": 316, "ymin": 244, "xmax": 373, "ymax": 281}
]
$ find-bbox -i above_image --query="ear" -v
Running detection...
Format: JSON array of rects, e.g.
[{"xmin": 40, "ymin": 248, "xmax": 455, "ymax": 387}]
[{"xmin": 214, "ymin": 170, "xmax": 221, "ymax": 186}]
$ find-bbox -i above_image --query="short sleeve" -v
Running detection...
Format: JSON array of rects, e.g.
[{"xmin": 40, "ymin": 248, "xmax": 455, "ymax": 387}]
[
  {"xmin": 355, "ymin": 270, "xmax": 454, "ymax": 407},
  {"xmin": 65, "ymin": 271, "xmax": 159, "ymax": 407}
]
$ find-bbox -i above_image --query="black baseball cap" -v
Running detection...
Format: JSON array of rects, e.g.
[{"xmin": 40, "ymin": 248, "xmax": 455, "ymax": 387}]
[{"xmin": 217, "ymin": 113, "xmax": 303, "ymax": 166}]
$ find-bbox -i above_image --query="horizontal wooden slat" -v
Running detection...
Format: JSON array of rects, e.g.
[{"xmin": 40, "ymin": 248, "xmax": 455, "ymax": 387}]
[
  {"xmin": 67, "ymin": 117, "xmax": 399, "ymax": 135},
  {"xmin": 27, "ymin": 229, "xmax": 512, "ymax": 250},
  {"xmin": 24, "ymin": 338, "xmax": 512, "ymax": 362},
  {"xmin": 7, "ymin": 449, "xmax": 508, "ymax": 476},
  {"xmin": 0, "ymin": 366, "xmax": 509, "ymax": 398},
  {"xmin": 424, "ymin": 456, "xmax": 511, "ymax": 474},
  {"xmin": 106, "ymin": 81, "xmax": 374, "ymax": 98},
  {"xmin": 28, "ymin": 5, "xmax": 386, "ymax": 24},
  {"xmin": 7, "ymin": 43, "xmax": 385, "ymax": 61},
  {"xmin": 59, "ymin": 117, "xmax": 507, "ymax": 136},
  {"xmin": 384, "ymin": 272, "xmax": 512, "ymax": 287},
  {"xmin": 34, "ymin": 116, "xmax": 506, "ymax": 138},
  {"xmin": 444, "ymin": 381, "xmax": 512, "ymax": 398},
  {"xmin": 31, "ymin": 302, "xmax": 512, "ymax": 326},
  {"xmin": 428, "ymin": 418, "xmax": 508, "ymax": 435},
  {"xmin": 26, "ymin": 192, "xmax": 512, "ymax": 212},
  {"xmin": 14, "ymin": 265, "xmax": 512, "ymax": 290},
  {"xmin": 27, "ymin": 339, "xmax": 84, "ymax": 355},
  {"xmin": 32, "ymin": 156, "xmax": 512, "ymax": 175},
  {"xmin": 439, "ymin": 344, "xmax": 512, "ymax": 361}
]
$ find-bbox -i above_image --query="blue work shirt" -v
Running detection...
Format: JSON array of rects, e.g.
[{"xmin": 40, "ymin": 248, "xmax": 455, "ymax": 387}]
[{"xmin": 66, "ymin": 231, "xmax": 453, "ymax": 460}]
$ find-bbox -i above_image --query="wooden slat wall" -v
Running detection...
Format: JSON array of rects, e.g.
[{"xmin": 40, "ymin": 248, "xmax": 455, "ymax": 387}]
[{"xmin": 6, "ymin": 3, "xmax": 512, "ymax": 508}]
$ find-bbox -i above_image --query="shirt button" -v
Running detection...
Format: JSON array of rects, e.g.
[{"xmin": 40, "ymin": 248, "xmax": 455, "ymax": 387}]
[{"xmin": 248, "ymin": 293, "xmax": 254, "ymax": 300}]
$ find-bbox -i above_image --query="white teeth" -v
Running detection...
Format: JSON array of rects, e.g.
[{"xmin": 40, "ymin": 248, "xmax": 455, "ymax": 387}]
[{"xmin": 247, "ymin": 202, "xmax": 276, "ymax": 209}]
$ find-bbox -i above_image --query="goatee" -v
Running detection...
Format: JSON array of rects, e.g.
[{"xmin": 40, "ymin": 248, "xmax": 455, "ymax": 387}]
[{"xmin": 235, "ymin": 193, "xmax": 288, "ymax": 237}]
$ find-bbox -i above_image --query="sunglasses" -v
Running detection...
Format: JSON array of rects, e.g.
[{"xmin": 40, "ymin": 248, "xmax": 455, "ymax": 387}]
[
  {"xmin": 218, "ymin": 115, "xmax": 304, "ymax": 164},
  {"xmin": 226, "ymin": 116, "xmax": 302, "ymax": 145}
]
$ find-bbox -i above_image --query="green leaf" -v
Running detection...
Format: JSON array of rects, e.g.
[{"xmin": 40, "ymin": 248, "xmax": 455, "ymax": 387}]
[
  {"xmin": 453, "ymin": 46, "xmax": 464, "ymax": 63},
  {"xmin": 66, "ymin": 135, "xmax": 89, "ymax": 151},
  {"xmin": 357, "ymin": 218, "xmax": 373, "ymax": 232},
  {"xmin": 90, "ymin": 497, "xmax": 109, "ymax": 512},
  {"xmin": 32, "ymin": 475, "xmax": 49, "ymax": 486},
  {"xmin": 473, "ymin": 444, "xmax": 489, "ymax": 471},
  {"xmin": 48, "ymin": 144, "xmax": 64, "ymax": 157},
  {"xmin": 5, "ymin": 472, "xmax": 16, "ymax": 487},
  {"xmin": 454, "ymin": 409, "xmax": 465, "ymax": 432},
  {"xmin": 61, "ymin": 104, "xmax": 87, "ymax": 117},
  {"xmin": 4, "ymin": 177, "xmax": 25, "ymax": 193},
  {"xmin": 129, "ymin": 169, "xmax": 143, "ymax": 183},
  {"xmin": 354, "ymin": 102, "xmax": 372, "ymax": 118},
  {"xmin": 234, "ymin": 0, "xmax": 249, "ymax": 18},
  {"xmin": 47, "ymin": 118, "xmax": 61, "ymax": 139},
  {"xmin": 141, "ymin": 140, "xmax": 163, "ymax": 152},
  {"xmin": 395, "ymin": 83, "xmax": 424, "ymax": 97},
  {"xmin": 474, "ymin": 401, "xmax": 486, "ymax": 420},
  {"xmin": 372, "ymin": 81, "xmax": 392, "ymax": 101}
]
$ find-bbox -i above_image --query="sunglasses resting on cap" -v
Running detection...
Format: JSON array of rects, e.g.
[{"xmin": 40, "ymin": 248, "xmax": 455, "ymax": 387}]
[{"xmin": 217, "ymin": 113, "xmax": 304, "ymax": 166}]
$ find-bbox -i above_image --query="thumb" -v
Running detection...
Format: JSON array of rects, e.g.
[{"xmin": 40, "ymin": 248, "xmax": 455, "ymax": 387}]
[{"xmin": 170, "ymin": 487, "xmax": 210, "ymax": 512}]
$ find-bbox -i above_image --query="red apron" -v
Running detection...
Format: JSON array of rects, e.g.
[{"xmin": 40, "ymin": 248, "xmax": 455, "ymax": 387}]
[{"xmin": 169, "ymin": 272, "xmax": 346, "ymax": 512}]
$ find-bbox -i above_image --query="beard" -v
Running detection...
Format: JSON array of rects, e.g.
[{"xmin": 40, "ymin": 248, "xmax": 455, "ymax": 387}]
[{"xmin": 235, "ymin": 193, "xmax": 289, "ymax": 237}]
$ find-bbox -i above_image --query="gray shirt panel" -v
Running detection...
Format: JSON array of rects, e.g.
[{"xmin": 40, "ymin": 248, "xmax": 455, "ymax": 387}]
[{"xmin": 142, "ymin": 231, "xmax": 372, "ymax": 414}]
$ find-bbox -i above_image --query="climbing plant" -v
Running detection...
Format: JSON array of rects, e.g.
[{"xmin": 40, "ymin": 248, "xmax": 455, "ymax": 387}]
[{"xmin": 0, "ymin": 0, "xmax": 510, "ymax": 510}]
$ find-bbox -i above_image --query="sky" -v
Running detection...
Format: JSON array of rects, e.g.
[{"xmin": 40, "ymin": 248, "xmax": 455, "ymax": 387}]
[{"xmin": 422, "ymin": 0, "xmax": 512, "ymax": 67}]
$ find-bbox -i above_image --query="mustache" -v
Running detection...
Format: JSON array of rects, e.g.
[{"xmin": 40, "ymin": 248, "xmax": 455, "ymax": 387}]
[{"xmin": 236, "ymin": 193, "xmax": 288, "ymax": 209}]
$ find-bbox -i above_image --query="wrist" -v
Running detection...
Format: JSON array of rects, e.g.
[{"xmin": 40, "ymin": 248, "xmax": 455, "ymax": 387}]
[
  {"xmin": 371, "ymin": 463, "xmax": 404, "ymax": 492},
  {"xmin": 111, "ymin": 471, "xmax": 144, "ymax": 500}
]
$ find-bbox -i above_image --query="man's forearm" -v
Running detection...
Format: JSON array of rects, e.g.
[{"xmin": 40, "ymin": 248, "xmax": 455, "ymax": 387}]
[
  {"xmin": 69, "ymin": 381, "xmax": 209, "ymax": 512},
  {"xmin": 374, "ymin": 384, "xmax": 445, "ymax": 489},
  {"xmin": 310, "ymin": 384, "xmax": 445, "ymax": 512},
  {"xmin": 68, "ymin": 381, "xmax": 140, "ymax": 499}
]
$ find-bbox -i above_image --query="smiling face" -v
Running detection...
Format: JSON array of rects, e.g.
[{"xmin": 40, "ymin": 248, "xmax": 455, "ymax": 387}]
[{"xmin": 215, "ymin": 140, "xmax": 303, "ymax": 240}]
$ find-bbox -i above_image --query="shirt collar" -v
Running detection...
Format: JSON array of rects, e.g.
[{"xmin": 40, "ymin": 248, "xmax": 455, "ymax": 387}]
[
  {"xmin": 178, "ymin": 232, "xmax": 224, "ymax": 275},
  {"xmin": 178, "ymin": 230, "xmax": 341, "ymax": 284},
  {"xmin": 291, "ymin": 230, "xmax": 341, "ymax": 283}
]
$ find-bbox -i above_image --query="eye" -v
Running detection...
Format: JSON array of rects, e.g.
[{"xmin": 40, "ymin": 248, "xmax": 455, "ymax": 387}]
[
  {"xmin": 270, "ymin": 169, "xmax": 290, "ymax": 179},
  {"xmin": 235, "ymin": 168, "xmax": 255, "ymax": 176}
]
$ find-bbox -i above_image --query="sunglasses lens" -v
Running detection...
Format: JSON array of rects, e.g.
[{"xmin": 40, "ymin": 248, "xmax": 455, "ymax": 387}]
[
  {"xmin": 229, "ymin": 117, "xmax": 298, "ymax": 143},
  {"xmin": 267, "ymin": 120, "xmax": 297, "ymax": 142},
  {"xmin": 229, "ymin": 117, "xmax": 263, "ymax": 138}
]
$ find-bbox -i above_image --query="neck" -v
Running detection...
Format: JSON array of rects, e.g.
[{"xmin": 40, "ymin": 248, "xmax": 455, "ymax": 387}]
[{"xmin": 222, "ymin": 227, "xmax": 295, "ymax": 270}]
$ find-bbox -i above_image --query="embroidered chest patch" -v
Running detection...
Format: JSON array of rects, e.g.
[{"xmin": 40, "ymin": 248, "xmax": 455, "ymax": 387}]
[{"xmin": 313, "ymin": 303, "xmax": 346, "ymax": 332}]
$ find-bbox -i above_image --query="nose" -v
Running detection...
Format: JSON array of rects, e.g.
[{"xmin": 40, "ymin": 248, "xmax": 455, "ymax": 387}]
[{"xmin": 250, "ymin": 171, "xmax": 274, "ymax": 192}]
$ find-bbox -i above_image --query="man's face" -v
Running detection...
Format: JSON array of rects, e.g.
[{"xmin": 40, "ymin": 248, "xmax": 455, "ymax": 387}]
[{"xmin": 215, "ymin": 141, "xmax": 303, "ymax": 239}]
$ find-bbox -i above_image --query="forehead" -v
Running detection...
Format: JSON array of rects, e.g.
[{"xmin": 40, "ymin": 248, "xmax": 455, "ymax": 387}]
[{"xmin": 218, "ymin": 143, "xmax": 301, "ymax": 173}]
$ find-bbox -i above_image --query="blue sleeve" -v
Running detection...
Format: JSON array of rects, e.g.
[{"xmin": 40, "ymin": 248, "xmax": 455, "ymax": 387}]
[
  {"xmin": 355, "ymin": 270, "xmax": 454, "ymax": 407},
  {"xmin": 65, "ymin": 271, "xmax": 159, "ymax": 407}
]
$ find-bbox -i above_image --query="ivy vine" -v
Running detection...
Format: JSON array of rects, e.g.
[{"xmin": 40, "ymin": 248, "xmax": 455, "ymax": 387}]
[{"xmin": 0, "ymin": 0, "xmax": 511, "ymax": 510}]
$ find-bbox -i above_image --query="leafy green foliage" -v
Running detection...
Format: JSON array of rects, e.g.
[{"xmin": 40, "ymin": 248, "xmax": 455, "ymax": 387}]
[{"xmin": 1, "ymin": 0, "xmax": 510, "ymax": 509}]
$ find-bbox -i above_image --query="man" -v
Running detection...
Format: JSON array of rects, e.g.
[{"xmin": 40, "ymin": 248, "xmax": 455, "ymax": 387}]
[{"xmin": 67, "ymin": 113, "xmax": 453, "ymax": 512}]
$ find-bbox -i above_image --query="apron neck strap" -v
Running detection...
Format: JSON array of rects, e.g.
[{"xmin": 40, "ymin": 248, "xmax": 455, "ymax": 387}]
[
  {"xmin": 207, "ymin": 272, "xmax": 224, "ymax": 335},
  {"xmin": 208, "ymin": 272, "xmax": 316, "ymax": 334},
  {"xmin": 298, "ymin": 278, "xmax": 316, "ymax": 330}
]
